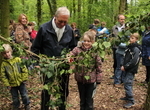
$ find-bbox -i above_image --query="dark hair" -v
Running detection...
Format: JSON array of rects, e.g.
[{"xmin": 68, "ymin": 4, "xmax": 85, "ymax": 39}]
[
  {"xmin": 71, "ymin": 22, "xmax": 77, "ymax": 27},
  {"xmin": 94, "ymin": 19, "xmax": 100, "ymax": 24}
]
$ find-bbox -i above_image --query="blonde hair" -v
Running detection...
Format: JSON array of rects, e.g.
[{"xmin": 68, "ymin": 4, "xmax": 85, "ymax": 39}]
[
  {"xmin": 130, "ymin": 33, "xmax": 139, "ymax": 40},
  {"xmin": 2, "ymin": 44, "xmax": 13, "ymax": 53},
  {"xmin": 83, "ymin": 31, "xmax": 95, "ymax": 42}
]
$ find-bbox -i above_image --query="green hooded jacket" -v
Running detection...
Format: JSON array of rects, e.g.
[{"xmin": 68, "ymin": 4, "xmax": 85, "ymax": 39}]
[{"xmin": 0, "ymin": 57, "xmax": 28, "ymax": 87}]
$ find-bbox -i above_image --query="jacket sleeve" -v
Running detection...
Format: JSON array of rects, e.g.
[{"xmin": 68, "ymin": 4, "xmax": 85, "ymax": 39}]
[
  {"xmin": 95, "ymin": 55, "xmax": 102, "ymax": 83},
  {"xmin": 69, "ymin": 30, "xmax": 76, "ymax": 50},
  {"xmin": 0, "ymin": 63, "xmax": 10, "ymax": 87},
  {"xmin": 17, "ymin": 58, "xmax": 29, "ymax": 81},
  {"xmin": 31, "ymin": 26, "xmax": 43, "ymax": 55},
  {"xmin": 21, "ymin": 65, "xmax": 29, "ymax": 81},
  {"xmin": 124, "ymin": 47, "xmax": 140, "ymax": 70},
  {"xmin": 146, "ymin": 38, "xmax": 150, "ymax": 57}
]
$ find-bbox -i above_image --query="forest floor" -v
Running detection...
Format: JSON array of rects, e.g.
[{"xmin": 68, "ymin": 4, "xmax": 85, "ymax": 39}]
[{"xmin": 0, "ymin": 55, "xmax": 148, "ymax": 110}]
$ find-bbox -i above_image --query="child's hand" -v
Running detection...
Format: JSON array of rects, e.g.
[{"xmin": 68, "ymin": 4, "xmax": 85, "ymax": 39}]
[
  {"xmin": 66, "ymin": 54, "xmax": 74, "ymax": 63},
  {"xmin": 23, "ymin": 81, "xmax": 27, "ymax": 85},
  {"xmin": 34, "ymin": 66, "xmax": 40, "ymax": 68},
  {"xmin": 121, "ymin": 66, "xmax": 125, "ymax": 71},
  {"xmin": 149, "ymin": 56, "xmax": 150, "ymax": 60}
]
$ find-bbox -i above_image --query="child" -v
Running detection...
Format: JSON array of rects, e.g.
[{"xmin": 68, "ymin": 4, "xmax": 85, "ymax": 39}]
[
  {"xmin": 120, "ymin": 33, "xmax": 141, "ymax": 108},
  {"xmin": 68, "ymin": 31, "xmax": 102, "ymax": 110},
  {"xmin": 0, "ymin": 44, "xmax": 30, "ymax": 110}
]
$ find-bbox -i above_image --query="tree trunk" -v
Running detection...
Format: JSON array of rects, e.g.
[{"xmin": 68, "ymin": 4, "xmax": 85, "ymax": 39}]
[
  {"xmin": 47, "ymin": 0, "xmax": 57, "ymax": 17},
  {"xmin": 0, "ymin": 0, "xmax": 9, "ymax": 68},
  {"xmin": 22, "ymin": 0, "xmax": 25, "ymax": 13},
  {"xmin": 119, "ymin": 0, "xmax": 127, "ymax": 14},
  {"xmin": 37, "ymin": 0, "xmax": 42, "ymax": 27},
  {"xmin": 77, "ymin": 0, "xmax": 81, "ymax": 24},
  {"xmin": 0, "ymin": 0, "xmax": 10, "ymax": 38},
  {"xmin": 72, "ymin": 0, "xmax": 76, "ymax": 21},
  {"xmin": 87, "ymin": 0, "xmax": 93, "ymax": 23}
]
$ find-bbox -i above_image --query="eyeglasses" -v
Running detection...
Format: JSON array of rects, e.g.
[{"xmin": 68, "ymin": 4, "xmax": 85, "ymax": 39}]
[
  {"xmin": 55, "ymin": 18, "xmax": 68, "ymax": 24},
  {"xmin": 58, "ymin": 20, "xmax": 67, "ymax": 24}
]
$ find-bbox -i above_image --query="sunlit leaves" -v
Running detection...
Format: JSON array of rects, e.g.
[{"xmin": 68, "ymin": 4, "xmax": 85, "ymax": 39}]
[
  {"xmin": 43, "ymin": 84, "xmax": 49, "ymax": 90},
  {"xmin": 0, "ymin": 45, "xmax": 4, "ymax": 52},
  {"xmin": 103, "ymin": 41, "xmax": 111, "ymax": 48},
  {"xmin": 60, "ymin": 69, "xmax": 65, "ymax": 75},
  {"xmin": 84, "ymin": 76, "xmax": 90, "ymax": 80}
]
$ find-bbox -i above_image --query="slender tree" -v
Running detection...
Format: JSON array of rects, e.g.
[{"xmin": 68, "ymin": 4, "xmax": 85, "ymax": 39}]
[
  {"xmin": 0, "ymin": 0, "xmax": 10, "ymax": 68},
  {"xmin": 77, "ymin": 0, "xmax": 81, "ymax": 25},
  {"xmin": 37, "ymin": 0, "xmax": 42, "ymax": 27},
  {"xmin": 47, "ymin": 0, "xmax": 57, "ymax": 17},
  {"xmin": 119, "ymin": 0, "xmax": 127, "ymax": 14},
  {"xmin": 22, "ymin": 0, "xmax": 25, "ymax": 13},
  {"xmin": 71, "ymin": 0, "xmax": 76, "ymax": 21},
  {"xmin": 0, "ymin": 0, "xmax": 10, "ymax": 38},
  {"xmin": 87, "ymin": 0, "xmax": 93, "ymax": 23}
]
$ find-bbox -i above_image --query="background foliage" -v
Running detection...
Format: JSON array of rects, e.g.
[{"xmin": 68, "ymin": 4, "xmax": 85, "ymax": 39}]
[
  {"xmin": 4, "ymin": 0, "xmax": 149, "ymax": 34},
  {"xmin": 0, "ymin": 0, "xmax": 150, "ymax": 35}
]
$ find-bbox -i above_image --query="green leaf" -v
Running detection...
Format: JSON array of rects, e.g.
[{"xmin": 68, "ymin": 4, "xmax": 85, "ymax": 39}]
[
  {"xmin": 0, "ymin": 46, "xmax": 4, "ymax": 52},
  {"xmin": 60, "ymin": 69, "xmax": 65, "ymax": 75},
  {"xmin": 98, "ymin": 43, "xmax": 103, "ymax": 49},
  {"xmin": 102, "ymin": 41, "xmax": 111, "ymax": 48},
  {"xmin": 43, "ymin": 84, "xmax": 49, "ymax": 90},
  {"xmin": 46, "ymin": 72, "xmax": 53, "ymax": 78},
  {"xmin": 92, "ymin": 42, "xmax": 98, "ymax": 48},
  {"xmin": 41, "ymin": 68, "xmax": 46, "ymax": 73},
  {"xmin": 100, "ymin": 51, "xmax": 105, "ymax": 58},
  {"xmin": 84, "ymin": 75, "xmax": 90, "ymax": 80},
  {"xmin": 68, "ymin": 69, "xmax": 73, "ymax": 74}
]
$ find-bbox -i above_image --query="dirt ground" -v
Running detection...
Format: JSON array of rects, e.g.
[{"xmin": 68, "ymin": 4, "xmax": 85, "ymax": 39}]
[
  {"xmin": 67, "ymin": 55, "xmax": 147, "ymax": 110},
  {"xmin": 0, "ymin": 55, "xmax": 148, "ymax": 110}
]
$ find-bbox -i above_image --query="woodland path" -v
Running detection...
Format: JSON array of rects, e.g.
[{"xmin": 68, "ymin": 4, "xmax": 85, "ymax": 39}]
[{"xmin": 0, "ymin": 55, "xmax": 147, "ymax": 110}]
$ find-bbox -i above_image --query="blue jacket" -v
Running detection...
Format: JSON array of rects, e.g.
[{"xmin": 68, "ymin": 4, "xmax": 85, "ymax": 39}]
[
  {"xmin": 31, "ymin": 18, "xmax": 76, "ymax": 57},
  {"xmin": 142, "ymin": 31, "xmax": 150, "ymax": 66},
  {"xmin": 97, "ymin": 26, "xmax": 109, "ymax": 35}
]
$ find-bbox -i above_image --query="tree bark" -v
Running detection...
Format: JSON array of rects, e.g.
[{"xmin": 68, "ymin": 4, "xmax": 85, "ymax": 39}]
[
  {"xmin": 0, "ymin": 0, "xmax": 10, "ymax": 38},
  {"xmin": 77, "ymin": 0, "xmax": 81, "ymax": 24},
  {"xmin": 119, "ymin": 0, "xmax": 127, "ymax": 14},
  {"xmin": 0, "ymin": 0, "xmax": 10, "ymax": 69},
  {"xmin": 37, "ymin": 0, "xmax": 42, "ymax": 27},
  {"xmin": 47, "ymin": 0, "xmax": 57, "ymax": 17}
]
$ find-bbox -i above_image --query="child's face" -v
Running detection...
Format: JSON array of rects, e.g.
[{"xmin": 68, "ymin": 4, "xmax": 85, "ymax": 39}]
[
  {"xmin": 129, "ymin": 36, "xmax": 137, "ymax": 44},
  {"xmin": 82, "ymin": 35, "xmax": 93, "ymax": 49},
  {"xmin": 2, "ymin": 51, "xmax": 12, "ymax": 59}
]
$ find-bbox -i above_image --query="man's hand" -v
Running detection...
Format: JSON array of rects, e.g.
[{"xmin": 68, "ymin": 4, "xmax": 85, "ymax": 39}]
[
  {"xmin": 34, "ymin": 66, "xmax": 40, "ymax": 68},
  {"xmin": 121, "ymin": 66, "xmax": 125, "ymax": 71}
]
